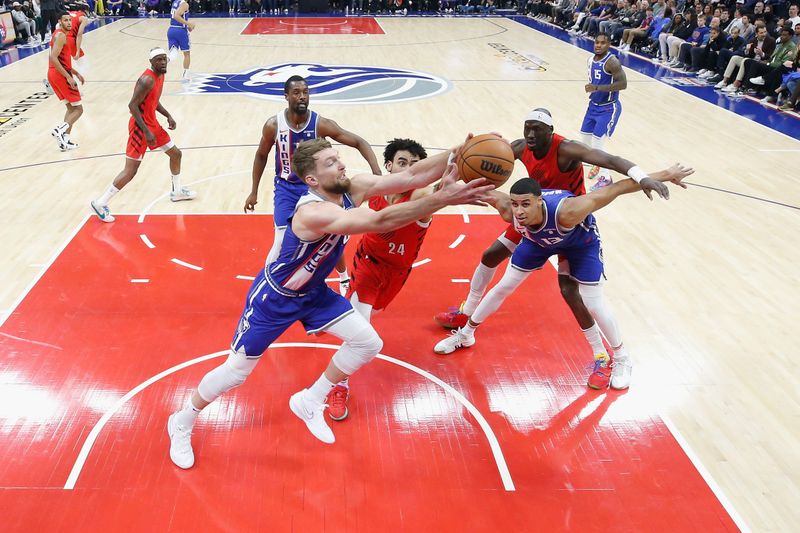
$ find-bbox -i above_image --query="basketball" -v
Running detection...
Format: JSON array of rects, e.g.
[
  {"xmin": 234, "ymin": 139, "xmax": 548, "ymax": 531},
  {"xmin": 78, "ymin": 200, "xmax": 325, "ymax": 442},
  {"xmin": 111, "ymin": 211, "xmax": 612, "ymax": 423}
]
[{"xmin": 456, "ymin": 134, "xmax": 515, "ymax": 187}]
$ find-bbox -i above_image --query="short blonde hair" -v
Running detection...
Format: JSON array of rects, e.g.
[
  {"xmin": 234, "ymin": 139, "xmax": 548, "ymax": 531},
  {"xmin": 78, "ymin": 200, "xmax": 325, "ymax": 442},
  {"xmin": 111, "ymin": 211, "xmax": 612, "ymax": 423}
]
[{"xmin": 292, "ymin": 139, "xmax": 333, "ymax": 180}]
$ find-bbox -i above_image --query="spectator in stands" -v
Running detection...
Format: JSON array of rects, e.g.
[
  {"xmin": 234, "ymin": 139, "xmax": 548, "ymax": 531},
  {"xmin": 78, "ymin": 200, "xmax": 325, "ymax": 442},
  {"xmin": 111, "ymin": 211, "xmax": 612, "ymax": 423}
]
[
  {"xmin": 659, "ymin": 10, "xmax": 696, "ymax": 62},
  {"xmin": 693, "ymin": 26, "xmax": 730, "ymax": 75},
  {"xmin": 619, "ymin": 4, "xmax": 653, "ymax": 49},
  {"xmin": 788, "ymin": 3, "xmax": 800, "ymax": 27},
  {"xmin": 671, "ymin": 13, "xmax": 711, "ymax": 68},
  {"xmin": 793, "ymin": 22, "xmax": 800, "ymax": 44},
  {"xmin": 744, "ymin": 25, "xmax": 798, "ymax": 100},
  {"xmin": 717, "ymin": 25, "xmax": 775, "ymax": 91},
  {"xmin": 777, "ymin": 59, "xmax": 800, "ymax": 109},
  {"xmin": 599, "ymin": 0, "xmax": 630, "ymax": 37},
  {"xmin": 106, "ymin": 0, "xmax": 123, "ymax": 14},
  {"xmin": 11, "ymin": 1, "xmax": 37, "ymax": 42},
  {"xmin": 651, "ymin": 0, "xmax": 664, "ymax": 17},
  {"xmin": 707, "ymin": 25, "xmax": 747, "ymax": 82},
  {"xmin": 555, "ymin": 0, "xmax": 581, "ymax": 26}
]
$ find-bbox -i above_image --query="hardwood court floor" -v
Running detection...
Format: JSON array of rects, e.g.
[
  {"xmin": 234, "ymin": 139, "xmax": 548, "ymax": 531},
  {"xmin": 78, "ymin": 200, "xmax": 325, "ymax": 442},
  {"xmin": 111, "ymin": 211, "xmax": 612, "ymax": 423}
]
[{"xmin": 0, "ymin": 15, "xmax": 799, "ymax": 532}]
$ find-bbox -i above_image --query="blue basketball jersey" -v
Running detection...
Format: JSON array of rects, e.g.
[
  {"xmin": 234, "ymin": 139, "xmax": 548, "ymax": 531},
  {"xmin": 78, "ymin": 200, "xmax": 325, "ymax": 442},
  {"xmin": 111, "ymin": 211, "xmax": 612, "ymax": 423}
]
[
  {"xmin": 588, "ymin": 52, "xmax": 618, "ymax": 106},
  {"xmin": 513, "ymin": 189, "xmax": 599, "ymax": 249},
  {"xmin": 266, "ymin": 190, "xmax": 354, "ymax": 296},
  {"xmin": 169, "ymin": 0, "xmax": 188, "ymax": 28},
  {"xmin": 275, "ymin": 110, "xmax": 319, "ymax": 184}
]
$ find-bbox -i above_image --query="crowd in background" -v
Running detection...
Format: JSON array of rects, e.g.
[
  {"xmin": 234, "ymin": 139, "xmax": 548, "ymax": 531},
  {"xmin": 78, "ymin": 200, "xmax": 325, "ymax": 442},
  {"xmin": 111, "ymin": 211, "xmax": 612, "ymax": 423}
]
[{"xmin": 2, "ymin": 0, "xmax": 799, "ymax": 109}]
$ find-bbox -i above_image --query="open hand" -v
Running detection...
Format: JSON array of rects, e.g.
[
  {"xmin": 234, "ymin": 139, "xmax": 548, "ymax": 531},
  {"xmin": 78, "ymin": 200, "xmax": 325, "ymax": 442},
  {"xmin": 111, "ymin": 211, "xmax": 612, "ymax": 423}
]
[{"xmin": 436, "ymin": 164, "xmax": 495, "ymax": 206}]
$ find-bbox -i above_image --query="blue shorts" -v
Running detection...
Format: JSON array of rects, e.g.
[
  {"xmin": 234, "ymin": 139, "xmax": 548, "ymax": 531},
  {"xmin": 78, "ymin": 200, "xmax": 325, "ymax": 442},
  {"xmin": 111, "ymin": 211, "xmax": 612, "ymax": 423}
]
[
  {"xmin": 510, "ymin": 236, "xmax": 605, "ymax": 284},
  {"xmin": 580, "ymin": 101, "xmax": 622, "ymax": 138},
  {"xmin": 167, "ymin": 27, "xmax": 190, "ymax": 52},
  {"xmin": 231, "ymin": 269, "xmax": 354, "ymax": 357},
  {"xmin": 273, "ymin": 176, "xmax": 308, "ymax": 228}
]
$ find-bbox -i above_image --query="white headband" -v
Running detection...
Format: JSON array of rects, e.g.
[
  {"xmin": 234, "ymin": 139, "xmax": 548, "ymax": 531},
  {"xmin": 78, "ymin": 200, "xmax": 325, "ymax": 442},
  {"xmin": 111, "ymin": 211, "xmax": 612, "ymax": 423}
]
[
  {"xmin": 149, "ymin": 48, "xmax": 167, "ymax": 60},
  {"xmin": 525, "ymin": 110, "xmax": 553, "ymax": 126}
]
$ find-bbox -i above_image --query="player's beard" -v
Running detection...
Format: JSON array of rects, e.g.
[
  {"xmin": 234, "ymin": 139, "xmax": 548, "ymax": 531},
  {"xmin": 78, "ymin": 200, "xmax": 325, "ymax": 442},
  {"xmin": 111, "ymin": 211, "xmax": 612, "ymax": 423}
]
[{"xmin": 322, "ymin": 179, "xmax": 350, "ymax": 195}]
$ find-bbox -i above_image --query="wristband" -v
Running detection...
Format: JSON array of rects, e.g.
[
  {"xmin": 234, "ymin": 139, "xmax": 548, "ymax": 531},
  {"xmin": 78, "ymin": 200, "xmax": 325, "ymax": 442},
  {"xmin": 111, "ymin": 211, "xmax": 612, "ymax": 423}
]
[{"xmin": 627, "ymin": 166, "xmax": 648, "ymax": 183}]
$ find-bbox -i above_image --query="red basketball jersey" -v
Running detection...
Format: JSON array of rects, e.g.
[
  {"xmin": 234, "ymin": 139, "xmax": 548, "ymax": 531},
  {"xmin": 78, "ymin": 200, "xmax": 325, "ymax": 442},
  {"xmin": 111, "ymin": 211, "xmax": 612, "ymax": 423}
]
[
  {"xmin": 519, "ymin": 133, "xmax": 586, "ymax": 196},
  {"xmin": 48, "ymin": 29, "xmax": 72, "ymax": 73},
  {"xmin": 129, "ymin": 69, "xmax": 164, "ymax": 129},
  {"xmin": 357, "ymin": 193, "xmax": 430, "ymax": 270}
]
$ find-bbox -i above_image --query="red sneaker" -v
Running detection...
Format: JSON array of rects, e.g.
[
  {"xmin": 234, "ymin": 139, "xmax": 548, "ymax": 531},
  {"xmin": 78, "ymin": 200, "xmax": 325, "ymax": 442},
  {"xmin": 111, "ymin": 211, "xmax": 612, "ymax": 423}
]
[
  {"xmin": 587, "ymin": 353, "xmax": 611, "ymax": 390},
  {"xmin": 326, "ymin": 385, "xmax": 350, "ymax": 421},
  {"xmin": 434, "ymin": 303, "xmax": 468, "ymax": 329}
]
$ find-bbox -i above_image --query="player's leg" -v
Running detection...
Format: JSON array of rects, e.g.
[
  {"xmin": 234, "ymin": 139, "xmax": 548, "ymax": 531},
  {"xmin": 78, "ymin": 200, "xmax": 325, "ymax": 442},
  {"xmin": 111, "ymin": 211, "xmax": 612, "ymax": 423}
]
[
  {"xmin": 566, "ymin": 239, "xmax": 632, "ymax": 390},
  {"xmin": 589, "ymin": 103, "xmax": 621, "ymax": 190},
  {"xmin": 168, "ymin": 274, "xmax": 284, "ymax": 467},
  {"xmin": 90, "ymin": 156, "xmax": 142, "ymax": 222},
  {"xmin": 434, "ymin": 227, "xmax": 517, "ymax": 329},
  {"xmin": 557, "ymin": 258, "xmax": 608, "ymax": 365},
  {"xmin": 579, "ymin": 108, "xmax": 602, "ymax": 180},
  {"xmin": 292, "ymin": 293, "xmax": 383, "ymax": 441},
  {"xmin": 161, "ymin": 140, "xmax": 196, "ymax": 201},
  {"xmin": 434, "ymin": 240, "xmax": 541, "ymax": 355}
]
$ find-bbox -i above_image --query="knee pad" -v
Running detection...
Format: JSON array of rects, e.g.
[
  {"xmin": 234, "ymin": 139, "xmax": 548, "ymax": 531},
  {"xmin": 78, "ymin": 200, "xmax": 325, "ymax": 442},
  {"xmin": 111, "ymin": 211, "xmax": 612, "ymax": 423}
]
[
  {"xmin": 197, "ymin": 348, "xmax": 260, "ymax": 402},
  {"xmin": 332, "ymin": 324, "xmax": 383, "ymax": 375}
]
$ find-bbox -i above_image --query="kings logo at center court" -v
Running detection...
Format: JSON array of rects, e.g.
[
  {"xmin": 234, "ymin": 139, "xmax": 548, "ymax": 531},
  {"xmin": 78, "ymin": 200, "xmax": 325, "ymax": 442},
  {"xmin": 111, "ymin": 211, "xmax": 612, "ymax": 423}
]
[{"xmin": 179, "ymin": 63, "xmax": 451, "ymax": 104}]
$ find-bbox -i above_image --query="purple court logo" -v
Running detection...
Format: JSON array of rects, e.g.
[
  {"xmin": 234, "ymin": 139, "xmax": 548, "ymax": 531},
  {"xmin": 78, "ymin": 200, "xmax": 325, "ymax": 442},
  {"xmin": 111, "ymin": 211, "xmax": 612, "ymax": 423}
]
[{"xmin": 179, "ymin": 63, "xmax": 452, "ymax": 105}]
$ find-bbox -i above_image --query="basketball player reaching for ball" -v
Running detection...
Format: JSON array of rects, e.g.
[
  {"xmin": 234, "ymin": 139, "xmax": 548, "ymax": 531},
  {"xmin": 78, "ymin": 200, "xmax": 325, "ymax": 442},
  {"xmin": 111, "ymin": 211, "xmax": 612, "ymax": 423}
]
[
  {"xmin": 166, "ymin": 138, "xmax": 493, "ymax": 469},
  {"xmin": 90, "ymin": 49, "xmax": 194, "ymax": 223},
  {"xmin": 435, "ymin": 109, "xmax": 665, "ymax": 364},
  {"xmin": 245, "ymin": 75, "xmax": 382, "ymax": 295},
  {"xmin": 434, "ymin": 163, "xmax": 693, "ymax": 390},
  {"xmin": 323, "ymin": 138, "xmax": 432, "ymax": 421},
  {"xmin": 167, "ymin": 0, "xmax": 194, "ymax": 80},
  {"xmin": 582, "ymin": 33, "xmax": 627, "ymax": 190},
  {"xmin": 47, "ymin": 12, "xmax": 83, "ymax": 151}
]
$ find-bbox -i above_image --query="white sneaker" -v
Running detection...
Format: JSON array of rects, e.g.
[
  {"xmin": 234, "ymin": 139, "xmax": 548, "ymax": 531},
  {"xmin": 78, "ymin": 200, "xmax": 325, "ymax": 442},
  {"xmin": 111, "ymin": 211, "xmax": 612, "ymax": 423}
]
[
  {"xmin": 289, "ymin": 389, "xmax": 335, "ymax": 444},
  {"xmin": 62, "ymin": 138, "xmax": 79, "ymax": 151},
  {"xmin": 610, "ymin": 357, "xmax": 633, "ymax": 390},
  {"xmin": 434, "ymin": 328, "xmax": 475, "ymax": 355},
  {"xmin": 167, "ymin": 413, "xmax": 195, "ymax": 469},
  {"xmin": 721, "ymin": 84, "xmax": 738, "ymax": 93},
  {"xmin": 714, "ymin": 80, "xmax": 726, "ymax": 89},
  {"xmin": 91, "ymin": 200, "xmax": 115, "ymax": 223},
  {"xmin": 697, "ymin": 69, "xmax": 707, "ymax": 76},
  {"xmin": 749, "ymin": 76, "xmax": 765, "ymax": 86},
  {"xmin": 170, "ymin": 187, "xmax": 197, "ymax": 202}
]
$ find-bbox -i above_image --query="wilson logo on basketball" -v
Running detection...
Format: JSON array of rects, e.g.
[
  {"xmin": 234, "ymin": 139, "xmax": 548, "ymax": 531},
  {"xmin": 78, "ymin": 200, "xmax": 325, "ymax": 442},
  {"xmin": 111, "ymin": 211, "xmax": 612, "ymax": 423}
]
[
  {"xmin": 179, "ymin": 63, "xmax": 451, "ymax": 105},
  {"xmin": 480, "ymin": 160, "xmax": 512, "ymax": 178}
]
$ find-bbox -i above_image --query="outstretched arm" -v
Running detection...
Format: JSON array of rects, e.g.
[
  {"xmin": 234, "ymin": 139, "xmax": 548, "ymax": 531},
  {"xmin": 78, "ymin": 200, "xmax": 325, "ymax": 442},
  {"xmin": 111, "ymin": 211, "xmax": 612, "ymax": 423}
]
[
  {"xmin": 294, "ymin": 165, "xmax": 494, "ymax": 239},
  {"xmin": 485, "ymin": 191, "xmax": 513, "ymax": 223},
  {"xmin": 319, "ymin": 118, "xmax": 382, "ymax": 175},
  {"xmin": 245, "ymin": 118, "xmax": 277, "ymax": 212},
  {"xmin": 556, "ymin": 164, "xmax": 694, "ymax": 229},
  {"xmin": 348, "ymin": 148, "xmax": 454, "ymax": 204}
]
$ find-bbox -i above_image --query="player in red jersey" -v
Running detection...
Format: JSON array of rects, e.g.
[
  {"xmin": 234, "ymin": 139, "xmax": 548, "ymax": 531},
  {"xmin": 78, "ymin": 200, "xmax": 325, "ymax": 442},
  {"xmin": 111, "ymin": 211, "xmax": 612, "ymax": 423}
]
[
  {"xmin": 90, "ymin": 48, "xmax": 195, "ymax": 223},
  {"xmin": 434, "ymin": 108, "xmax": 672, "ymax": 389},
  {"xmin": 67, "ymin": 2, "xmax": 89, "ymax": 60},
  {"xmin": 47, "ymin": 12, "xmax": 84, "ymax": 151},
  {"xmin": 324, "ymin": 138, "xmax": 431, "ymax": 421}
]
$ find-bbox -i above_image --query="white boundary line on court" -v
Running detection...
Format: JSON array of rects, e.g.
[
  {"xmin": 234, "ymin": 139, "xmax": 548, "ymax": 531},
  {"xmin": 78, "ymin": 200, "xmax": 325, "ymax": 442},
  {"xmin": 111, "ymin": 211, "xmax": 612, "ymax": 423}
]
[
  {"xmin": 139, "ymin": 234, "xmax": 156, "ymax": 249},
  {"xmin": 660, "ymin": 413, "xmax": 751, "ymax": 533},
  {"xmin": 63, "ymin": 343, "xmax": 515, "ymax": 492},
  {"xmin": 0, "ymin": 214, "xmax": 89, "ymax": 328},
  {"xmin": 449, "ymin": 234, "xmax": 466, "ymax": 248},
  {"xmin": 171, "ymin": 258, "xmax": 203, "ymax": 271}
]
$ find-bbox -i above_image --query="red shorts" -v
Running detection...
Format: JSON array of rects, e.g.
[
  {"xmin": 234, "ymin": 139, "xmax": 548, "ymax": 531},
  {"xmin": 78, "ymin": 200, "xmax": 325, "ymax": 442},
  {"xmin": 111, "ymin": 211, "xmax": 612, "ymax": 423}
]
[
  {"xmin": 126, "ymin": 123, "xmax": 172, "ymax": 160},
  {"xmin": 47, "ymin": 70, "xmax": 81, "ymax": 104},
  {"xmin": 347, "ymin": 252, "xmax": 411, "ymax": 311},
  {"xmin": 497, "ymin": 224, "xmax": 523, "ymax": 250}
]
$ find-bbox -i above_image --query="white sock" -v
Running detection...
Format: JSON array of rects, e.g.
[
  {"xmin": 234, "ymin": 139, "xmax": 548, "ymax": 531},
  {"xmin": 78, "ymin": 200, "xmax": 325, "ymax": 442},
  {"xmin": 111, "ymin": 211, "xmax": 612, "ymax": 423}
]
[
  {"xmin": 96, "ymin": 184, "xmax": 120, "ymax": 206},
  {"xmin": 337, "ymin": 377, "xmax": 349, "ymax": 389},
  {"xmin": 171, "ymin": 174, "xmax": 181, "ymax": 192},
  {"xmin": 581, "ymin": 323, "xmax": 606, "ymax": 355},
  {"xmin": 590, "ymin": 135, "xmax": 607, "ymax": 152},
  {"xmin": 462, "ymin": 262, "xmax": 497, "ymax": 316},
  {"xmin": 174, "ymin": 398, "xmax": 202, "ymax": 428},
  {"xmin": 612, "ymin": 343, "xmax": 630, "ymax": 361},
  {"xmin": 308, "ymin": 373, "xmax": 336, "ymax": 403},
  {"xmin": 461, "ymin": 323, "xmax": 477, "ymax": 337}
]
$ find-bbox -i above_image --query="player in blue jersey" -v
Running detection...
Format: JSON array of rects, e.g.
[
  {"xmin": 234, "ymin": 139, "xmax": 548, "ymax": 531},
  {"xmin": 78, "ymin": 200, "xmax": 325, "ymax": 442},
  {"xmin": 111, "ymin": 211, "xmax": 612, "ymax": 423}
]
[
  {"xmin": 433, "ymin": 163, "xmax": 693, "ymax": 391},
  {"xmin": 245, "ymin": 75, "xmax": 382, "ymax": 295},
  {"xmin": 167, "ymin": 137, "xmax": 494, "ymax": 469},
  {"xmin": 167, "ymin": 0, "xmax": 194, "ymax": 80},
  {"xmin": 581, "ymin": 33, "xmax": 627, "ymax": 191}
]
